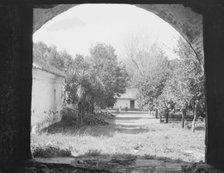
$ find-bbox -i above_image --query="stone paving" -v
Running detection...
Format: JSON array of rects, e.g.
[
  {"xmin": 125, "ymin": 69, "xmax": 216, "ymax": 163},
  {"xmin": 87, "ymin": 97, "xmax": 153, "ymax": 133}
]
[{"xmin": 16, "ymin": 156, "xmax": 221, "ymax": 173}]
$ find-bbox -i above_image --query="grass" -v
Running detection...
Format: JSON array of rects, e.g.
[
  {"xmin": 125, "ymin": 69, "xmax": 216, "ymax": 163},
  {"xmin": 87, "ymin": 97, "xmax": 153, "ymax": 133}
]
[{"xmin": 31, "ymin": 114, "xmax": 205, "ymax": 163}]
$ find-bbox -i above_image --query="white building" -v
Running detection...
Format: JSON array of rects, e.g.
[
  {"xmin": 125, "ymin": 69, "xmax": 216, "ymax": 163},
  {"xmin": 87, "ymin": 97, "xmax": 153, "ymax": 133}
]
[
  {"xmin": 113, "ymin": 88, "xmax": 140, "ymax": 110},
  {"xmin": 31, "ymin": 61, "xmax": 65, "ymax": 132}
]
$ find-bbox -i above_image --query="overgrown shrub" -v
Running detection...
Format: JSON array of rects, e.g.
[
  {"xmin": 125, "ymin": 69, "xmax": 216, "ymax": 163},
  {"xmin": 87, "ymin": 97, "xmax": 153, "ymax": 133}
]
[
  {"xmin": 95, "ymin": 110, "xmax": 115, "ymax": 119},
  {"xmin": 84, "ymin": 149, "xmax": 102, "ymax": 157},
  {"xmin": 83, "ymin": 113, "xmax": 109, "ymax": 126},
  {"xmin": 32, "ymin": 145, "xmax": 72, "ymax": 158},
  {"xmin": 60, "ymin": 108, "xmax": 112, "ymax": 126},
  {"xmin": 60, "ymin": 107, "xmax": 78, "ymax": 124}
]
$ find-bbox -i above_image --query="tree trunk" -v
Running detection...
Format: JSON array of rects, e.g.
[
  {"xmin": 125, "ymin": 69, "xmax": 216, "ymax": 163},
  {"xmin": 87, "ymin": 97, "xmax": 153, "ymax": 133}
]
[
  {"xmin": 78, "ymin": 101, "xmax": 83, "ymax": 126},
  {"xmin": 90, "ymin": 101, "xmax": 94, "ymax": 114},
  {"xmin": 192, "ymin": 101, "xmax": 199, "ymax": 132},
  {"xmin": 77, "ymin": 84, "xmax": 85, "ymax": 126},
  {"xmin": 155, "ymin": 109, "xmax": 158, "ymax": 119},
  {"xmin": 159, "ymin": 113, "xmax": 163, "ymax": 123},
  {"xmin": 181, "ymin": 108, "xmax": 186, "ymax": 128},
  {"xmin": 165, "ymin": 108, "xmax": 169, "ymax": 123}
]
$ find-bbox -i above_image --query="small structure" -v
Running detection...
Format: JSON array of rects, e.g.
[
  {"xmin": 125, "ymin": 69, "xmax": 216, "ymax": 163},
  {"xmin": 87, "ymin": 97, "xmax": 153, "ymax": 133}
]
[
  {"xmin": 113, "ymin": 88, "xmax": 140, "ymax": 111},
  {"xmin": 31, "ymin": 61, "xmax": 65, "ymax": 132}
]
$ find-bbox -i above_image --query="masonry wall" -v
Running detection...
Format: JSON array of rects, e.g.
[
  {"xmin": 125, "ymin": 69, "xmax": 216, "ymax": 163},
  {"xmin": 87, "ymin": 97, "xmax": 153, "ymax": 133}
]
[
  {"xmin": 0, "ymin": 6, "xmax": 33, "ymax": 171},
  {"xmin": 114, "ymin": 99, "xmax": 140, "ymax": 110},
  {"xmin": 31, "ymin": 69, "xmax": 64, "ymax": 132},
  {"xmin": 203, "ymin": 4, "xmax": 224, "ymax": 169}
]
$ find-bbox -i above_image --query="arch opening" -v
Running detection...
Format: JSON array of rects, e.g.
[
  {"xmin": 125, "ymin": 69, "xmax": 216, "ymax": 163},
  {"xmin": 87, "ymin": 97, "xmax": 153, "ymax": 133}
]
[{"xmin": 31, "ymin": 3, "xmax": 206, "ymax": 170}]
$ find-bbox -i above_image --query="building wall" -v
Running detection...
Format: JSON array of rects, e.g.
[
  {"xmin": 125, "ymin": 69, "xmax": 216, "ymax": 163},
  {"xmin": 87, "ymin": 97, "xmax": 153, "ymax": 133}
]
[
  {"xmin": 31, "ymin": 69, "xmax": 64, "ymax": 130},
  {"xmin": 114, "ymin": 99, "xmax": 140, "ymax": 110}
]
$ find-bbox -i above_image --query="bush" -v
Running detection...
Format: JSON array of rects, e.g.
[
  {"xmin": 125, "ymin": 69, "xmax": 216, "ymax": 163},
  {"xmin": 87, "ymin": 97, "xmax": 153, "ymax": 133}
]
[
  {"xmin": 84, "ymin": 149, "xmax": 102, "ymax": 157},
  {"xmin": 83, "ymin": 113, "xmax": 109, "ymax": 126},
  {"xmin": 95, "ymin": 110, "xmax": 115, "ymax": 119},
  {"xmin": 60, "ymin": 107, "xmax": 78, "ymax": 124},
  {"xmin": 32, "ymin": 145, "xmax": 72, "ymax": 158}
]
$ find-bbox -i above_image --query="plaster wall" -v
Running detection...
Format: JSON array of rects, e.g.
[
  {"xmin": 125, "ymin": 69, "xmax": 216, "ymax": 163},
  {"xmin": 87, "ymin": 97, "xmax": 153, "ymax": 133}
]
[
  {"xmin": 31, "ymin": 69, "xmax": 64, "ymax": 130},
  {"xmin": 114, "ymin": 99, "xmax": 140, "ymax": 109}
]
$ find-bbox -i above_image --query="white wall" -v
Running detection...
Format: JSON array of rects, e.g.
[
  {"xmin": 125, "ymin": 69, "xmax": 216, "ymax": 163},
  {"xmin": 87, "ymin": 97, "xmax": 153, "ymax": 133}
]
[
  {"xmin": 113, "ymin": 99, "xmax": 140, "ymax": 109},
  {"xmin": 31, "ymin": 69, "xmax": 65, "ymax": 130},
  {"xmin": 114, "ymin": 99, "xmax": 130, "ymax": 109}
]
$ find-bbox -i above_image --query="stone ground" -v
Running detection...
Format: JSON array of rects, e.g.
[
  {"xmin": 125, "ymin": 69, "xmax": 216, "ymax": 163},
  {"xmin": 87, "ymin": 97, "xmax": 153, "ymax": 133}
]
[{"xmin": 10, "ymin": 156, "xmax": 223, "ymax": 173}]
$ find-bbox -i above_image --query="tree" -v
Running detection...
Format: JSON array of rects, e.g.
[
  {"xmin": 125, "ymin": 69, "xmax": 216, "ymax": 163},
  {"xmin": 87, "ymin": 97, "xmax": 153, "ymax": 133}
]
[
  {"xmin": 33, "ymin": 42, "xmax": 129, "ymax": 125},
  {"xmin": 128, "ymin": 45, "xmax": 172, "ymax": 111},
  {"xmin": 64, "ymin": 43, "xmax": 129, "ymax": 125},
  {"xmin": 156, "ymin": 58, "xmax": 195, "ymax": 125},
  {"xmin": 122, "ymin": 32, "xmax": 172, "ymax": 111},
  {"xmin": 33, "ymin": 42, "xmax": 49, "ymax": 64},
  {"xmin": 89, "ymin": 43, "xmax": 129, "ymax": 108},
  {"xmin": 122, "ymin": 29, "xmax": 205, "ymax": 128},
  {"xmin": 175, "ymin": 38, "xmax": 205, "ymax": 131},
  {"xmin": 33, "ymin": 41, "xmax": 74, "ymax": 73},
  {"xmin": 157, "ymin": 37, "xmax": 205, "ymax": 129}
]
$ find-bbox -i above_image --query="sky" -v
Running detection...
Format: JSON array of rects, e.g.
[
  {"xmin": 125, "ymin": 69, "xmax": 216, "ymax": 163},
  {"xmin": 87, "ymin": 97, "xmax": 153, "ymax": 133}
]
[{"xmin": 33, "ymin": 4, "xmax": 182, "ymax": 60}]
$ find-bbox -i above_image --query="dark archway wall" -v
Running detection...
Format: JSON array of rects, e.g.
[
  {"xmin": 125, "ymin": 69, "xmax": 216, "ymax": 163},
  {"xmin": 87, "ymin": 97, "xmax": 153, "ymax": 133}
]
[
  {"xmin": 33, "ymin": 4, "xmax": 203, "ymax": 68},
  {"xmin": 1, "ymin": 1, "xmax": 224, "ymax": 172},
  {"xmin": 0, "ymin": 6, "xmax": 33, "ymax": 170}
]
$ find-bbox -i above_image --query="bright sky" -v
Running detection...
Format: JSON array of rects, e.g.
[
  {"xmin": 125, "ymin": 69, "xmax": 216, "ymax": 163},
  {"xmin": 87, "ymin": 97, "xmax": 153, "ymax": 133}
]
[{"xmin": 33, "ymin": 4, "xmax": 181, "ymax": 60}]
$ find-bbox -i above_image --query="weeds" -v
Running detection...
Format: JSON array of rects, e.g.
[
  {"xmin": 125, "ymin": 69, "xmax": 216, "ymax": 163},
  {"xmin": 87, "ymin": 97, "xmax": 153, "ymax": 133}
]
[
  {"xmin": 32, "ymin": 145, "xmax": 72, "ymax": 158},
  {"xmin": 84, "ymin": 149, "xmax": 102, "ymax": 157},
  {"xmin": 31, "ymin": 114, "xmax": 205, "ymax": 162}
]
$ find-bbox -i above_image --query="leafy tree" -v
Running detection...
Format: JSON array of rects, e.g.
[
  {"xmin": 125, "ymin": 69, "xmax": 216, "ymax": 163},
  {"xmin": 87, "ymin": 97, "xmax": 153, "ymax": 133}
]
[
  {"xmin": 33, "ymin": 41, "xmax": 73, "ymax": 72},
  {"xmin": 33, "ymin": 42, "xmax": 129, "ymax": 125},
  {"xmin": 157, "ymin": 38, "xmax": 205, "ymax": 129},
  {"xmin": 123, "ymin": 33, "xmax": 205, "ymax": 128},
  {"xmin": 47, "ymin": 46, "xmax": 65, "ymax": 71},
  {"xmin": 89, "ymin": 43, "xmax": 129, "ymax": 108},
  {"xmin": 123, "ymin": 33, "xmax": 172, "ymax": 113},
  {"xmin": 155, "ymin": 58, "xmax": 196, "ymax": 124},
  {"xmin": 33, "ymin": 42, "xmax": 49, "ymax": 64},
  {"xmin": 124, "ymin": 43, "xmax": 171, "ymax": 110},
  {"xmin": 64, "ymin": 43, "xmax": 129, "ymax": 125}
]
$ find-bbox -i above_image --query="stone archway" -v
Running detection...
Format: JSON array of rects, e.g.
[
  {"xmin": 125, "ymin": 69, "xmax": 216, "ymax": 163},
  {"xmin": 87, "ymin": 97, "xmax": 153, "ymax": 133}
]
[{"xmin": 2, "ymin": 2, "xmax": 224, "ymax": 171}]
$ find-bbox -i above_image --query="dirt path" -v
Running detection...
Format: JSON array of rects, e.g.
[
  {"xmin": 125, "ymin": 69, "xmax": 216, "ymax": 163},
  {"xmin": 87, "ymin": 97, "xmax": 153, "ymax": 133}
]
[
  {"xmin": 113, "ymin": 111, "xmax": 159, "ymax": 126},
  {"xmin": 109, "ymin": 111, "xmax": 159, "ymax": 134}
]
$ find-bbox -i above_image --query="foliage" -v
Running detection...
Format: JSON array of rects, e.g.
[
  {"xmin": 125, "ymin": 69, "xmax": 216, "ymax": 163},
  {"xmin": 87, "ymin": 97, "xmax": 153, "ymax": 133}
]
[
  {"xmin": 169, "ymin": 38, "xmax": 205, "ymax": 116},
  {"xmin": 154, "ymin": 37, "xmax": 206, "ymax": 121},
  {"xmin": 33, "ymin": 42, "xmax": 73, "ymax": 72},
  {"xmin": 124, "ymin": 42, "xmax": 172, "ymax": 110},
  {"xmin": 137, "ymin": 51, "xmax": 171, "ymax": 110},
  {"xmin": 123, "ymin": 33, "xmax": 205, "ymax": 119},
  {"xmin": 89, "ymin": 43, "xmax": 129, "ymax": 108},
  {"xmin": 33, "ymin": 42, "xmax": 129, "ymax": 113},
  {"xmin": 65, "ymin": 43, "xmax": 129, "ymax": 110},
  {"xmin": 32, "ymin": 145, "xmax": 72, "ymax": 158}
]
